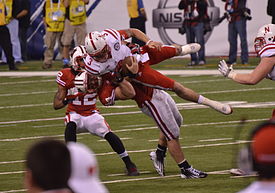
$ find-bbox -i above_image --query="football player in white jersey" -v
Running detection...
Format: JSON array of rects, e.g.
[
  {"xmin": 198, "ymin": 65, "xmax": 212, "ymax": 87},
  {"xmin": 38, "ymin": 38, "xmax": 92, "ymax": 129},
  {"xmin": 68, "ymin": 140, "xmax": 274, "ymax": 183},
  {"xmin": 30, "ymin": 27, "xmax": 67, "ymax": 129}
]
[
  {"xmin": 219, "ymin": 24, "xmax": 275, "ymax": 176},
  {"xmin": 84, "ymin": 28, "xmax": 232, "ymax": 115},
  {"xmin": 218, "ymin": 24, "xmax": 275, "ymax": 119},
  {"xmin": 53, "ymin": 46, "xmax": 139, "ymax": 176}
]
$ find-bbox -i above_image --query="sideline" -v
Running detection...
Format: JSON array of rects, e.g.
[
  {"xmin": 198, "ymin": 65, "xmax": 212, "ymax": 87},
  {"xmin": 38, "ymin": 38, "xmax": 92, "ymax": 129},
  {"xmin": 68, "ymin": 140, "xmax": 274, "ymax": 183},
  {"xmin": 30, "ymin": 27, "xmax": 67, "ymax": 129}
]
[{"xmin": 0, "ymin": 69, "xmax": 252, "ymax": 77}]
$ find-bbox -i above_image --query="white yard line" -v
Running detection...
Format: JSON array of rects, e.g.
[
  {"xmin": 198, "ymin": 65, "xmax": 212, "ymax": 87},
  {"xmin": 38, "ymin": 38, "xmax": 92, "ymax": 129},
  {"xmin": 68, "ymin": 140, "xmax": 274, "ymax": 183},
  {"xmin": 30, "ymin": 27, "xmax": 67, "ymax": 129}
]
[
  {"xmin": 0, "ymin": 70, "xmax": 253, "ymax": 77},
  {"xmin": 0, "ymin": 169, "xmax": 233, "ymax": 193},
  {"xmin": 0, "ymin": 140, "xmax": 251, "ymax": 166},
  {"xmin": 0, "ymin": 118, "xmax": 267, "ymax": 142}
]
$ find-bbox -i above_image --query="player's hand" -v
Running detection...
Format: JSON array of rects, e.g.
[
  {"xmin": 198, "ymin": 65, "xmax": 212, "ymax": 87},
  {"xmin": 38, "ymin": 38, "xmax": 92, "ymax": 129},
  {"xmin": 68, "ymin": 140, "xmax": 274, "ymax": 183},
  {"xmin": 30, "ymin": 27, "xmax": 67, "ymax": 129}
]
[
  {"xmin": 218, "ymin": 60, "xmax": 235, "ymax": 79},
  {"xmin": 147, "ymin": 40, "xmax": 163, "ymax": 51},
  {"xmin": 126, "ymin": 56, "xmax": 138, "ymax": 74}
]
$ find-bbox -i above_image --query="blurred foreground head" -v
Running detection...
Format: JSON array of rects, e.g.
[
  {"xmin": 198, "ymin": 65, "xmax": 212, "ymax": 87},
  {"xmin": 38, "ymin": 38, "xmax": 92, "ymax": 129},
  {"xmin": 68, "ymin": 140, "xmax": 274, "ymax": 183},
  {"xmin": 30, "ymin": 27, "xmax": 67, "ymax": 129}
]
[
  {"xmin": 67, "ymin": 142, "xmax": 109, "ymax": 193},
  {"xmin": 24, "ymin": 139, "xmax": 71, "ymax": 192}
]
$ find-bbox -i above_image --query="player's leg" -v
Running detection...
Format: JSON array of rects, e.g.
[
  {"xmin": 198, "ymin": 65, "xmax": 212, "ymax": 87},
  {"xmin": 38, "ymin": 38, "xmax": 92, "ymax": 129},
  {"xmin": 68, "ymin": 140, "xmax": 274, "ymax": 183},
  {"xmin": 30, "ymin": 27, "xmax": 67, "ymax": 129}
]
[
  {"xmin": 83, "ymin": 113, "xmax": 139, "ymax": 176},
  {"xmin": 150, "ymin": 132, "xmax": 167, "ymax": 176},
  {"xmin": 142, "ymin": 90, "xmax": 207, "ymax": 178},
  {"xmin": 144, "ymin": 44, "xmax": 200, "ymax": 66},
  {"xmin": 134, "ymin": 66, "xmax": 232, "ymax": 115},
  {"xmin": 173, "ymin": 82, "xmax": 232, "ymax": 115},
  {"xmin": 64, "ymin": 113, "xmax": 80, "ymax": 142},
  {"xmin": 104, "ymin": 132, "xmax": 139, "ymax": 176}
]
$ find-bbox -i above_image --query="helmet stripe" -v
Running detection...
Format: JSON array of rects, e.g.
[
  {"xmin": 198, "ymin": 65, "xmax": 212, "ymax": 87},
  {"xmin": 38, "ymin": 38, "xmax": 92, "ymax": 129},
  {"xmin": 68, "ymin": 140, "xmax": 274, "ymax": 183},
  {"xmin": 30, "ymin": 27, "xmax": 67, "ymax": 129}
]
[
  {"xmin": 104, "ymin": 29, "xmax": 118, "ymax": 40},
  {"xmin": 89, "ymin": 33, "xmax": 97, "ymax": 50},
  {"xmin": 79, "ymin": 46, "xmax": 85, "ymax": 54}
]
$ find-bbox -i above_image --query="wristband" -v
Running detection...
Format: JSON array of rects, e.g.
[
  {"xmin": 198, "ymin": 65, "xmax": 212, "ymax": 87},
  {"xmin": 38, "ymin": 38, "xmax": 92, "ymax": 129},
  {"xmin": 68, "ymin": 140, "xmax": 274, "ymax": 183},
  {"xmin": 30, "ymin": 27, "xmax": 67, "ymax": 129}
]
[{"xmin": 146, "ymin": 40, "xmax": 153, "ymax": 45}]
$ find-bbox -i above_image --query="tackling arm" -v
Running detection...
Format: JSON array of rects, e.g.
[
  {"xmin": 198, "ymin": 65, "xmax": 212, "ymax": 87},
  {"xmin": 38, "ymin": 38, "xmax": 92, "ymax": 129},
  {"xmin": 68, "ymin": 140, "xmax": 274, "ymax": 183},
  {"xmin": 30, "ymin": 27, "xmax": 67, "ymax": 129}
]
[
  {"xmin": 53, "ymin": 84, "xmax": 68, "ymax": 110},
  {"xmin": 115, "ymin": 79, "xmax": 136, "ymax": 100},
  {"xmin": 122, "ymin": 28, "xmax": 163, "ymax": 50}
]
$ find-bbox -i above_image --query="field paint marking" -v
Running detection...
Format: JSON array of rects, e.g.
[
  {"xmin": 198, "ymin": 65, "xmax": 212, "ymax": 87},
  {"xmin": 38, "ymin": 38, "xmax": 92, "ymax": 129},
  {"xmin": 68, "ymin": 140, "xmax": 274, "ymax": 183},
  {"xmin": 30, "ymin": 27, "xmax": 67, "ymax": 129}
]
[
  {"xmin": 0, "ymin": 103, "xmax": 51, "ymax": 109},
  {"xmin": 98, "ymin": 137, "xmax": 132, "ymax": 142},
  {"xmin": 1, "ymin": 100, "xmax": 274, "ymax": 125},
  {"xmin": 0, "ymin": 171, "xmax": 24, "ymax": 175},
  {"xmin": 181, "ymin": 78, "xmax": 230, "ymax": 84},
  {"xmin": 230, "ymin": 174, "xmax": 258, "ymax": 178},
  {"xmin": 199, "ymin": 138, "xmax": 233, "ymax": 142},
  {"xmin": 0, "ymin": 91, "xmax": 55, "ymax": 97},
  {"xmin": 0, "ymin": 118, "xmax": 267, "ymax": 142},
  {"xmin": 108, "ymin": 171, "xmax": 151, "ymax": 176},
  {"xmin": 0, "ymin": 140, "xmax": 251, "ymax": 166},
  {"xmin": 121, "ymin": 124, "xmax": 153, "ymax": 128},
  {"xmin": 32, "ymin": 124, "xmax": 63, "ymax": 128},
  {"xmin": 148, "ymin": 137, "xmax": 182, "ymax": 142},
  {"xmin": 0, "ymin": 169, "xmax": 233, "ymax": 193},
  {"xmin": 0, "ymin": 69, "xmax": 253, "ymax": 77},
  {"xmin": 0, "ymin": 79, "xmax": 54, "ymax": 85},
  {"xmin": 0, "ymin": 111, "xmax": 141, "ymax": 125}
]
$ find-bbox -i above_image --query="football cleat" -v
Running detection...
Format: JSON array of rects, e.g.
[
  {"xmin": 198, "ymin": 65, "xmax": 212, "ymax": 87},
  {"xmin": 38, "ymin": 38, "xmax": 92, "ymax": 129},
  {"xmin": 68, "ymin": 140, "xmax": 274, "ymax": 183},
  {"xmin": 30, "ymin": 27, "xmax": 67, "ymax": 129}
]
[
  {"xmin": 180, "ymin": 43, "xmax": 201, "ymax": 56},
  {"xmin": 126, "ymin": 163, "xmax": 140, "ymax": 176},
  {"xmin": 180, "ymin": 166, "xmax": 208, "ymax": 179},
  {"xmin": 149, "ymin": 151, "xmax": 165, "ymax": 176}
]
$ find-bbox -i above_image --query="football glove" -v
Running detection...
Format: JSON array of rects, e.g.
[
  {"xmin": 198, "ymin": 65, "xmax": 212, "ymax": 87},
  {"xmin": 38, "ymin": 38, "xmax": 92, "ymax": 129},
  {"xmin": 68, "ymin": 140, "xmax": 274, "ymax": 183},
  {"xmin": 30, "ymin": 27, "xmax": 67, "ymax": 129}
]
[{"xmin": 218, "ymin": 60, "xmax": 236, "ymax": 79}]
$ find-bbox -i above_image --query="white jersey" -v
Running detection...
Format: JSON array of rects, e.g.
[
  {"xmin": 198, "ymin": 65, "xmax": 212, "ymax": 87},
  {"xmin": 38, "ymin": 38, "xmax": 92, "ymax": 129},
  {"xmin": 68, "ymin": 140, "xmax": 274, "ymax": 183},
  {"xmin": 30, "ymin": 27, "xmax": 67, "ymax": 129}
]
[
  {"xmin": 258, "ymin": 43, "xmax": 275, "ymax": 81},
  {"xmin": 237, "ymin": 181, "xmax": 275, "ymax": 193},
  {"xmin": 85, "ymin": 29, "xmax": 132, "ymax": 75}
]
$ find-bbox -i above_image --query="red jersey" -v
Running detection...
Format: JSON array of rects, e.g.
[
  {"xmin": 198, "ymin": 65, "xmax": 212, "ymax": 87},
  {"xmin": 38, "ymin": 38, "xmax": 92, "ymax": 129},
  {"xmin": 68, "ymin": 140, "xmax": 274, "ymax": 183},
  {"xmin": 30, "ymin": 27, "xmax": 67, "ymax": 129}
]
[{"xmin": 56, "ymin": 68, "xmax": 98, "ymax": 116}]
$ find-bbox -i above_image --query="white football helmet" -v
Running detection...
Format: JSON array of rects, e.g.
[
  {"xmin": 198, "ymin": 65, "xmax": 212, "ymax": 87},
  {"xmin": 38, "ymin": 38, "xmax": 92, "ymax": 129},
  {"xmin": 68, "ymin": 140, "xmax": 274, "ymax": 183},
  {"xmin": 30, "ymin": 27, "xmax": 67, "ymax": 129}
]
[
  {"xmin": 85, "ymin": 31, "xmax": 107, "ymax": 56},
  {"xmin": 70, "ymin": 45, "xmax": 87, "ymax": 71},
  {"xmin": 254, "ymin": 24, "xmax": 275, "ymax": 54}
]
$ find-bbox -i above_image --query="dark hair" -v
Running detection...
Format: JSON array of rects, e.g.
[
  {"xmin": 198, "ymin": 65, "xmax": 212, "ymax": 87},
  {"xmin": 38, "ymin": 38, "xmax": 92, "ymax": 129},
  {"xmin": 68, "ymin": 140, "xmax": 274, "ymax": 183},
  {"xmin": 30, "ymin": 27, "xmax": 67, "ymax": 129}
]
[{"xmin": 25, "ymin": 139, "xmax": 71, "ymax": 190}]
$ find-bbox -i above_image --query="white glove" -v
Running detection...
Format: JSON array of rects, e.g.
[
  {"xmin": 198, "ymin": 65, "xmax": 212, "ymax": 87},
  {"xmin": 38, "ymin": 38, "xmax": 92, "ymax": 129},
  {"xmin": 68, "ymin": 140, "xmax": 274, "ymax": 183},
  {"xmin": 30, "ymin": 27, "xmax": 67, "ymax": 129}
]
[{"xmin": 218, "ymin": 60, "xmax": 236, "ymax": 79}]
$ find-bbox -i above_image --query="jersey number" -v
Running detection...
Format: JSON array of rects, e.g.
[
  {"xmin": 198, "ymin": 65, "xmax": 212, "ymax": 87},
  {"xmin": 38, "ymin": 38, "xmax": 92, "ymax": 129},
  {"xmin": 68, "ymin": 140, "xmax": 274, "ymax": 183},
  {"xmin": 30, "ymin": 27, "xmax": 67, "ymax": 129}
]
[{"xmin": 72, "ymin": 93, "xmax": 97, "ymax": 106}]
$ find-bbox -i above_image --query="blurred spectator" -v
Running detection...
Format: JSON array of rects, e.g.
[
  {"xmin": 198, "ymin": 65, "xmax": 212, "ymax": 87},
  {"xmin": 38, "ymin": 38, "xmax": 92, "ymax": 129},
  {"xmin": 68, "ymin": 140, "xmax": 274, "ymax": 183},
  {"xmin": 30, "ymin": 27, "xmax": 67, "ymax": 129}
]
[
  {"xmin": 0, "ymin": 1, "xmax": 17, "ymax": 70},
  {"xmin": 236, "ymin": 121, "xmax": 275, "ymax": 193},
  {"xmin": 222, "ymin": 0, "xmax": 249, "ymax": 65},
  {"xmin": 61, "ymin": 0, "xmax": 89, "ymax": 68},
  {"xmin": 42, "ymin": 0, "xmax": 66, "ymax": 69},
  {"xmin": 18, "ymin": 0, "xmax": 30, "ymax": 62},
  {"xmin": 267, "ymin": 0, "xmax": 275, "ymax": 24},
  {"xmin": 1, "ymin": 0, "xmax": 23, "ymax": 65},
  {"xmin": 178, "ymin": 0, "xmax": 208, "ymax": 66},
  {"xmin": 127, "ymin": 0, "xmax": 147, "ymax": 46},
  {"xmin": 67, "ymin": 142, "xmax": 109, "ymax": 193},
  {"xmin": 24, "ymin": 139, "xmax": 72, "ymax": 193}
]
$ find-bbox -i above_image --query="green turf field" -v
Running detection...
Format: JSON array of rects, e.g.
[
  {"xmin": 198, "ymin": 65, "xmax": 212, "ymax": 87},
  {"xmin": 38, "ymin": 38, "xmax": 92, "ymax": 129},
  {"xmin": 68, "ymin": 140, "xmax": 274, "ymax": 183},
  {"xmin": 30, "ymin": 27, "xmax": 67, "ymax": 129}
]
[{"xmin": 0, "ymin": 57, "xmax": 273, "ymax": 193}]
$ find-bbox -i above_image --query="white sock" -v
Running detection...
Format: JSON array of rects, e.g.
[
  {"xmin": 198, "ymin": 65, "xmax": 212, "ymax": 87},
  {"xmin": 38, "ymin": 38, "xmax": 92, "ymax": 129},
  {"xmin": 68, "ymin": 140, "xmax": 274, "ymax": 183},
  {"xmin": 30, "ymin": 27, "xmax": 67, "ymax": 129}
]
[{"xmin": 119, "ymin": 151, "xmax": 128, "ymax": 158}]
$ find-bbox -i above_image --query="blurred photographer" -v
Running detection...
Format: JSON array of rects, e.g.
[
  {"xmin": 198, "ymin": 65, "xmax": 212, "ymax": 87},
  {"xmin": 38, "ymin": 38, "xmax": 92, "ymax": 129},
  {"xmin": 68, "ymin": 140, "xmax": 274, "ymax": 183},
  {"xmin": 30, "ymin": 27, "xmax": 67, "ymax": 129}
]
[
  {"xmin": 178, "ymin": 0, "xmax": 209, "ymax": 66},
  {"xmin": 267, "ymin": 0, "xmax": 275, "ymax": 24},
  {"xmin": 236, "ymin": 121, "xmax": 275, "ymax": 193},
  {"xmin": 220, "ymin": 0, "xmax": 250, "ymax": 65}
]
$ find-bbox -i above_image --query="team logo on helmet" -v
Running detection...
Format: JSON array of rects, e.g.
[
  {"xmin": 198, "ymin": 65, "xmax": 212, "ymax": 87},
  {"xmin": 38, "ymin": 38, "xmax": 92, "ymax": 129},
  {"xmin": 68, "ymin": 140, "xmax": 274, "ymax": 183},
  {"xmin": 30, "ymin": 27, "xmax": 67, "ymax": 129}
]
[{"xmin": 114, "ymin": 42, "xmax": 120, "ymax": 51}]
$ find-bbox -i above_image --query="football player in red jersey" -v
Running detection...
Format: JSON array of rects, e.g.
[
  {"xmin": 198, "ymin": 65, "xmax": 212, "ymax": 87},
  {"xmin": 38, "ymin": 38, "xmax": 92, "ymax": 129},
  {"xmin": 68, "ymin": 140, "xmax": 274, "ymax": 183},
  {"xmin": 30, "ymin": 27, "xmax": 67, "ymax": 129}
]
[
  {"xmin": 53, "ymin": 45, "xmax": 139, "ymax": 176},
  {"xmin": 97, "ymin": 70, "xmax": 208, "ymax": 179},
  {"xmin": 84, "ymin": 28, "xmax": 232, "ymax": 115}
]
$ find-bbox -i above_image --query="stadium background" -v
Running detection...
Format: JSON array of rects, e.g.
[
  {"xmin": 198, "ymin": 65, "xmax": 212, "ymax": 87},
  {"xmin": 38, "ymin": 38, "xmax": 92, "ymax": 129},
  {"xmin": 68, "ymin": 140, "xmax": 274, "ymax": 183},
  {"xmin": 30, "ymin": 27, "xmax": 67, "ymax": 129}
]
[{"xmin": 28, "ymin": 0, "xmax": 270, "ymax": 59}]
